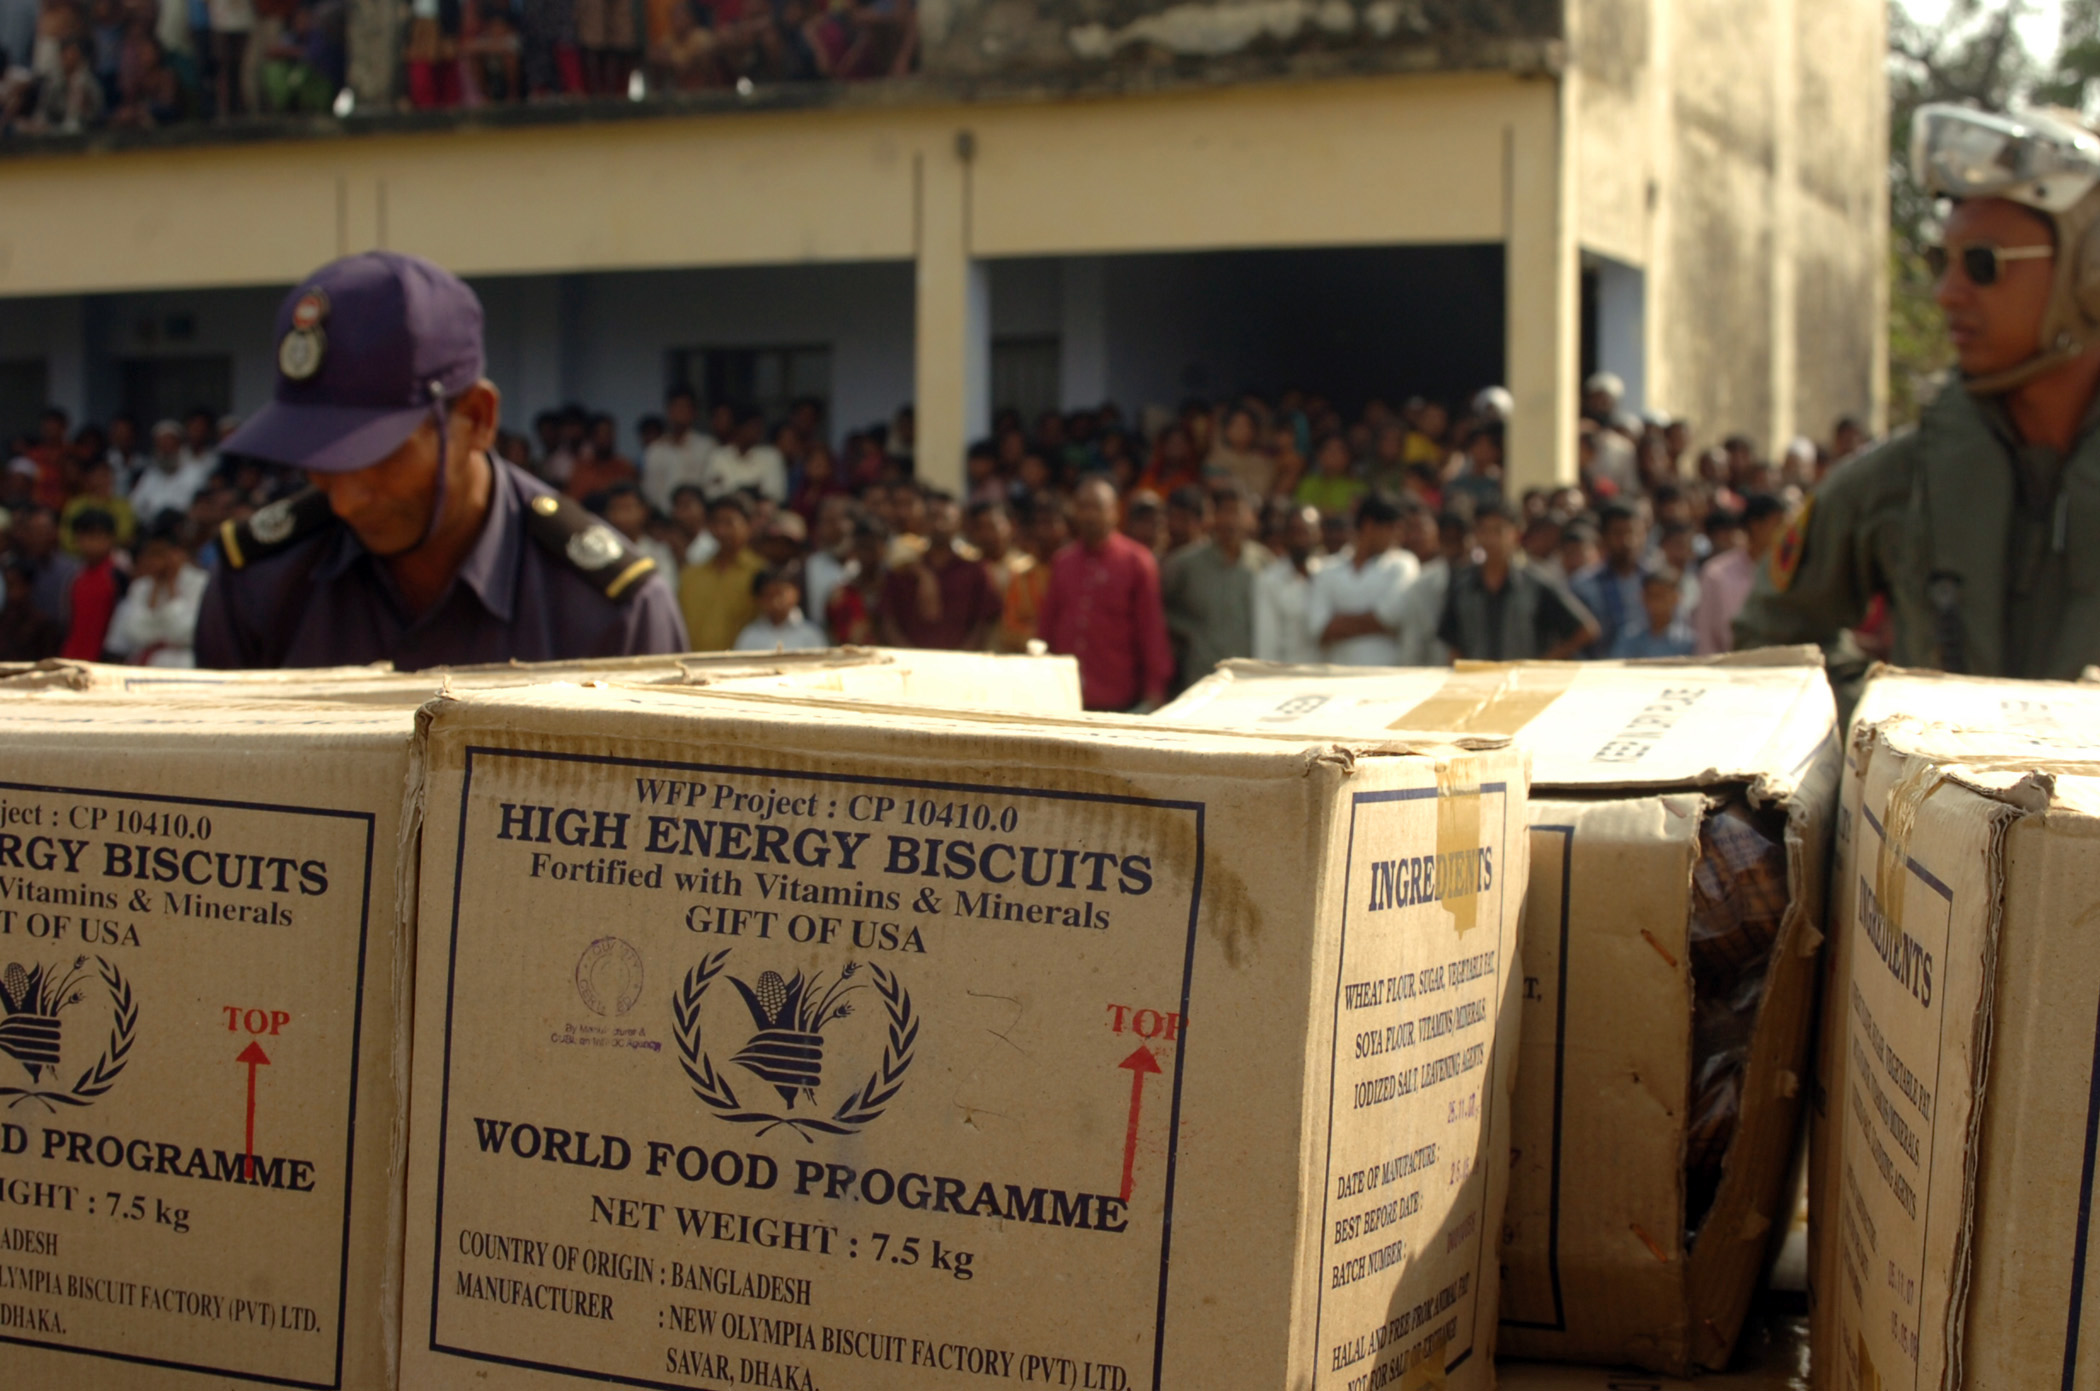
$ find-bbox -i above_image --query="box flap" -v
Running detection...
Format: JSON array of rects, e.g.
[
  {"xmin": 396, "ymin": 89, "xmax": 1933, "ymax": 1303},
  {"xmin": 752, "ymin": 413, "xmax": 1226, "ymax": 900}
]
[{"xmin": 1160, "ymin": 653, "xmax": 1832, "ymax": 793}]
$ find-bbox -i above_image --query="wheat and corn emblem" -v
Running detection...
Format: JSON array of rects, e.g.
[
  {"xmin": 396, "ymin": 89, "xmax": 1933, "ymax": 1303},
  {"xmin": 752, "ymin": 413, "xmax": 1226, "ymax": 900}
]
[
  {"xmin": 0, "ymin": 955, "xmax": 135, "ymax": 1110},
  {"xmin": 675, "ymin": 950, "xmax": 916, "ymax": 1141}
]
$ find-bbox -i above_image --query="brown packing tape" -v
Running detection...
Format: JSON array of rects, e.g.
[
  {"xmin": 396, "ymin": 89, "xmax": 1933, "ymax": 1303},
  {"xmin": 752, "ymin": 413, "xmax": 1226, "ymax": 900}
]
[
  {"xmin": 1875, "ymin": 760, "xmax": 1947, "ymax": 945},
  {"xmin": 1436, "ymin": 758, "xmax": 1484, "ymax": 938},
  {"xmin": 1391, "ymin": 664, "xmax": 1580, "ymax": 738}
]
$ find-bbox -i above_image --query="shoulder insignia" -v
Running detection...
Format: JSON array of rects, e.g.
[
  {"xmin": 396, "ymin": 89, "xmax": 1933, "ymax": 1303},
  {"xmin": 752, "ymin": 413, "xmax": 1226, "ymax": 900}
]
[
  {"xmin": 220, "ymin": 488, "xmax": 336, "ymax": 570},
  {"xmin": 1768, "ymin": 496, "xmax": 1814, "ymax": 593},
  {"xmin": 523, "ymin": 488, "xmax": 656, "ymax": 602}
]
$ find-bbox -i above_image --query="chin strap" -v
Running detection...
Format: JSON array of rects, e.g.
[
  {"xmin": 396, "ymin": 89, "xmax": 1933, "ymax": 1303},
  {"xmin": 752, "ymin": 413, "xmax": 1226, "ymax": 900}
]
[
  {"xmin": 1963, "ymin": 334, "xmax": 2088, "ymax": 395},
  {"xmin": 418, "ymin": 379, "xmax": 452, "ymax": 552}
]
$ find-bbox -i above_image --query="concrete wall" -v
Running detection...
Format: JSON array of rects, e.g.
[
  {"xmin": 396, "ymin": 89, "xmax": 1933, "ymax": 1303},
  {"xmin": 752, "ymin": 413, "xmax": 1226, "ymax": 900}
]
[
  {"xmin": 1569, "ymin": 0, "xmax": 1885, "ymax": 452},
  {"xmin": 486, "ymin": 264, "xmax": 917, "ymax": 448},
  {"xmin": 5, "ymin": 267, "xmax": 916, "ymax": 455},
  {"xmin": 1790, "ymin": 0, "xmax": 1886, "ymax": 443}
]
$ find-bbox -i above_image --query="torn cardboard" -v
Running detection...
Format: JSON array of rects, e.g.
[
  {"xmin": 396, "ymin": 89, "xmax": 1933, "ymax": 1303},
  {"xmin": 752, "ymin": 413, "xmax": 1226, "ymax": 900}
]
[
  {"xmin": 1160, "ymin": 653, "xmax": 1839, "ymax": 1375},
  {"xmin": 1809, "ymin": 667, "xmax": 2100, "ymax": 1390},
  {"xmin": 1497, "ymin": 1312, "xmax": 1809, "ymax": 1389},
  {"xmin": 0, "ymin": 701, "xmax": 418, "ymax": 1391},
  {"xmin": 397, "ymin": 682, "xmax": 1526, "ymax": 1390}
]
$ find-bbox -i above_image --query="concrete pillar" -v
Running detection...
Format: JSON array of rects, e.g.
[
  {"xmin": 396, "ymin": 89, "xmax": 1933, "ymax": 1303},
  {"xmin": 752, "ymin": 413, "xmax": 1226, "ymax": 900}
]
[
  {"xmin": 1642, "ymin": 0, "xmax": 1675, "ymax": 432},
  {"xmin": 347, "ymin": 0, "xmax": 399, "ymax": 110},
  {"xmin": 1503, "ymin": 83, "xmax": 1579, "ymax": 494},
  {"xmin": 914, "ymin": 135, "xmax": 988, "ymax": 496},
  {"xmin": 1768, "ymin": 0, "xmax": 1799, "ymax": 455},
  {"xmin": 1059, "ymin": 256, "xmax": 1109, "ymax": 410}
]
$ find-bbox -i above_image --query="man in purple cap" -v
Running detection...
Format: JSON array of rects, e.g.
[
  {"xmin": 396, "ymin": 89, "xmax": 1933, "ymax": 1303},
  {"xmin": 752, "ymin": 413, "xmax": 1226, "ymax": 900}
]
[{"xmin": 195, "ymin": 252, "xmax": 688, "ymax": 669}]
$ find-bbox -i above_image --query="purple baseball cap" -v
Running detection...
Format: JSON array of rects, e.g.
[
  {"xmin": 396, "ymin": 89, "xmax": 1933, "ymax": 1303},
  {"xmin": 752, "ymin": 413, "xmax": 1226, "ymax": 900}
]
[{"xmin": 221, "ymin": 252, "xmax": 485, "ymax": 474}]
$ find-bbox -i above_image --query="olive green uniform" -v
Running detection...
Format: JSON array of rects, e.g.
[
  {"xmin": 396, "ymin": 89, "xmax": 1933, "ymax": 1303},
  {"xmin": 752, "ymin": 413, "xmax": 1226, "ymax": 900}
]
[{"xmin": 1734, "ymin": 382, "xmax": 2100, "ymax": 682}]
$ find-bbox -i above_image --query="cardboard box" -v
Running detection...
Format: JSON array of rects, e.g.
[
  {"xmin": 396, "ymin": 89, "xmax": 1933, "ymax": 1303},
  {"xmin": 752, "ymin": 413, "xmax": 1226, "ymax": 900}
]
[
  {"xmin": 0, "ymin": 700, "xmax": 418, "ymax": 1390},
  {"xmin": 1496, "ymin": 1313, "xmax": 1809, "ymax": 1390},
  {"xmin": 1809, "ymin": 668, "xmax": 2100, "ymax": 1390},
  {"xmin": 0, "ymin": 649, "xmax": 1084, "ymax": 715},
  {"xmin": 1160, "ymin": 654, "xmax": 1840, "ymax": 1374},
  {"xmin": 397, "ymin": 682, "xmax": 1526, "ymax": 1390}
]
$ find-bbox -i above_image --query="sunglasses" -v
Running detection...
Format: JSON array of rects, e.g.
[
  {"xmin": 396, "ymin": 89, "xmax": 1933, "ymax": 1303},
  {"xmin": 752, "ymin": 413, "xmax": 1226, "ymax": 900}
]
[{"xmin": 1924, "ymin": 241, "xmax": 2055, "ymax": 286}]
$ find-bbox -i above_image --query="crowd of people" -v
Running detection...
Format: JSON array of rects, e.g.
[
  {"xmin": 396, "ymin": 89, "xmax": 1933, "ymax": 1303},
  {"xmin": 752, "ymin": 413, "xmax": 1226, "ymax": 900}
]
[
  {"xmin": 0, "ymin": 373, "xmax": 1871, "ymax": 705},
  {"xmin": 0, "ymin": 0, "xmax": 913, "ymax": 137}
]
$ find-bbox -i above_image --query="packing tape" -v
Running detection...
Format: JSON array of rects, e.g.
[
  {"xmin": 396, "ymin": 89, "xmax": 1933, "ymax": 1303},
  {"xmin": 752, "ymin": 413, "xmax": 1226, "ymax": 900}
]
[
  {"xmin": 1435, "ymin": 758, "xmax": 1483, "ymax": 939},
  {"xmin": 1400, "ymin": 1328, "xmax": 1451, "ymax": 1390},
  {"xmin": 1875, "ymin": 761, "xmax": 1946, "ymax": 942},
  {"xmin": 1390, "ymin": 664, "xmax": 1578, "ymax": 737}
]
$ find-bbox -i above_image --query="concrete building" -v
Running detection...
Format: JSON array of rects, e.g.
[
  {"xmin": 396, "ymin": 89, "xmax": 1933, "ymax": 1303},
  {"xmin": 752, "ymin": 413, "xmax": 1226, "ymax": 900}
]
[{"xmin": 0, "ymin": 0, "xmax": 1885, "ymax": 493}]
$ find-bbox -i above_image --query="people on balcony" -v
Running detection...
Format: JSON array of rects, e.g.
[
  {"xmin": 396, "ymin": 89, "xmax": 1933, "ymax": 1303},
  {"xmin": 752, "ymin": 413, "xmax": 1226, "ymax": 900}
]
[{"xmin": 0, "ymin": 0, "xmax": 910, "ymax": 134}]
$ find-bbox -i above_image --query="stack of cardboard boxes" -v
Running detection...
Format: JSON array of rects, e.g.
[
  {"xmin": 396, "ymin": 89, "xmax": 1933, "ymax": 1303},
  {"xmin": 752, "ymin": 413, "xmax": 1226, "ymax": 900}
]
[
  {"xmin": 1808, "ymin": 669, "xmax": 2100, "ymax": 1391},
  {"xmin": 1162, "ymin": 653, "xmax": 1839, "ymax": 1378},
  {"xmin": 10, "ymin": 642, "xmax": 2099, "ymax": 1390},
  {"xmin": 0, "ymin": 651, "xmax": 1530, "ymax": 1391}
]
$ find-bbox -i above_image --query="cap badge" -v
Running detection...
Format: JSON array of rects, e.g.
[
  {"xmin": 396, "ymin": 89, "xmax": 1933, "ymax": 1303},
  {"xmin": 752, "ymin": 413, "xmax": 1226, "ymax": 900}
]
[
  {"xmin": 567, "ymin": 524, "xmax": 625, "ymax": 571},
  {"xmin": 278, "ymin": 290, "xmax": 329, "ymax": 382},
  {"xmin": 248, "ymin": 498, "xmax": 297, "ymax": 546}
]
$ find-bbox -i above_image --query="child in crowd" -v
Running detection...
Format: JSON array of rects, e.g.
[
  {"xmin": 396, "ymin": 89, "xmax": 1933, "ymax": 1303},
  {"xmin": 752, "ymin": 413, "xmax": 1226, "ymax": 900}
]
[
  {"xmin": 734, "ymin": 568, "xmax": 827, "ymax": 651},
  {"xmin": 1610, "ymin": 567, "xmax": 1697, "ymax": 659}
]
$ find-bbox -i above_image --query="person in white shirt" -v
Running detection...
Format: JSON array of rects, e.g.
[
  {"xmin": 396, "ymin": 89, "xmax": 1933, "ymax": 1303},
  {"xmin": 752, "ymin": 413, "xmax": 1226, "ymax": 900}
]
[
  {"xmin": 1305, "ymin": 493, "xmax": 1421, "ymax": 666},
  {"xmin": 130, "ymin": 420, "xmax": 215, "ymax": 526},
  {"xmin": 104, "ymin": 526, "xmax": 209, "ymax": 667},
  {"xmin": 178, "ymin": 409, "xmax": 220, "ymax": 476},
  {"xmin": 801, "ymin": 495, "xmax": 856, "ymax": 626},
  {"xmin": 705, "ymin": 407, "xmax": 788, "ymax": 503},
  {"xmin": 734, "ymin": 570, "xmax": 829, "ymax": 651},
  {"xmin": 1253, "ymin": 504, "xmax": 1325, "ymax": 664},
  {"xmin": 640, "ymin": 387, "xmax": 716, "ymax": 512},
  {"xmin": 1395, "ymin": 507, "xmax": 1464, "ymax": 666}
]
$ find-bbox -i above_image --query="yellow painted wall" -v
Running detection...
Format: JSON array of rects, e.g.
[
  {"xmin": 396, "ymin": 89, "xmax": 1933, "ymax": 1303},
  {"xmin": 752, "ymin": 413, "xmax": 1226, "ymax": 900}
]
[
  {"xmin": 0, "ymin": 73, "xmax": 1537, "ymax": 300},
  {"xmin": 0, "ymin": 72, "xmax": 1574, "ymax": 487}
]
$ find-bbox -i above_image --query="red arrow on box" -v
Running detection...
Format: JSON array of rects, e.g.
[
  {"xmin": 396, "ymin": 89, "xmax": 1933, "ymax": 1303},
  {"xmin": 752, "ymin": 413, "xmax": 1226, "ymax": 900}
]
[
  {"xmin": 1118, "ymin": 1045, "xmax": 1162, "ymax": 1203},
  {"xmin": 237, "ymin": 1040, "xmax": 271, "ymax": 1182}
]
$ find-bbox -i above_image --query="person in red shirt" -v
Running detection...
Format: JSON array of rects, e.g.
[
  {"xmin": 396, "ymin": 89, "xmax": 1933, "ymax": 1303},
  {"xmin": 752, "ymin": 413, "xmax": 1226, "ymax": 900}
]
[
  {"xmin": 26, "ymin": 407, "xmax": 73, "ymax": 510},
  {"xmin": 59, "ymin": 508, "xmax": 123, "ymax": 660},
  {"xmin": 825, "ymin": 517, "xmax": 890, "ymax": 645},
  {"xmin": 563, "ymin": 413, "xmax": 640, "ymax": 501},
  {"xmin": 1037, "ymin": 477, "xmax": 1173, "ymax": 712},
  {"xmin": 878, "ymin": 493, "xmax": 1001, "ymax": 650}
]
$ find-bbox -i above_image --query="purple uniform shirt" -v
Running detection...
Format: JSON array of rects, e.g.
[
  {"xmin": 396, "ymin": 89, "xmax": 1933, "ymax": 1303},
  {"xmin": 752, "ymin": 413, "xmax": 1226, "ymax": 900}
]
[{"xmin": 194, "ymin": 458, "xmax": 687, "ymax": 670}]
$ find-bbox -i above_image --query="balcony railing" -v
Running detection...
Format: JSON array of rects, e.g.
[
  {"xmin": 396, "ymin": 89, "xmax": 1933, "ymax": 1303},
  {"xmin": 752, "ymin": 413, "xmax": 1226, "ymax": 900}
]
[{"xmin": 0, "ymin": 0, "xmax": 1558, "ymax": 144}]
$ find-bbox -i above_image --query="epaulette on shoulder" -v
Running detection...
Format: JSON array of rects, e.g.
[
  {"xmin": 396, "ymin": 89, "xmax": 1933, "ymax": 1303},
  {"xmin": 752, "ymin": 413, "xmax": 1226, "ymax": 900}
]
[
  {"xmin": 220, "ymin": 488, "xmax": 336, "ymax": 570},
  {"xmin": 522, "ymin": 489, "xmax": 658, "ymax": 602}
]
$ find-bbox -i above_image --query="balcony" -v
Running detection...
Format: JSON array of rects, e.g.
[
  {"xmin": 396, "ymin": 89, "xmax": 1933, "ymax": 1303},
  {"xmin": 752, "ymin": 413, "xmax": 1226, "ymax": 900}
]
[{"xmin": 0, "ymin": 0, "xmax": 1560, "ymax": 153}]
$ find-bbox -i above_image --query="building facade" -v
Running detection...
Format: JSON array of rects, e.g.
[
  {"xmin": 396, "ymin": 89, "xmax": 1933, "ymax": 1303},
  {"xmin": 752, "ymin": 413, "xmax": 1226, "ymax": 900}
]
[{"xmin": 0, "ymin": 0, "xmax": 1885, "ymax": 492}]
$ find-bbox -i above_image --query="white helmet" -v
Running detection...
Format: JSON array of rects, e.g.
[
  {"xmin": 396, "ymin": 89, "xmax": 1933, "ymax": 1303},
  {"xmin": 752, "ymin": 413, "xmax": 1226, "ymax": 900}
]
[{"xmin": 1913, "ymin": 103, "xmax": 2100, "ymax": 393}]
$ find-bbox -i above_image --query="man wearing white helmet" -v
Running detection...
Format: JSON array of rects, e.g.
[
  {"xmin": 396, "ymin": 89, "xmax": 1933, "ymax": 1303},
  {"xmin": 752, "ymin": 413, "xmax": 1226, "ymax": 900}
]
[{"xmin": 1736, "ymin": 103, "xmax": 2100, "ymax": 685}]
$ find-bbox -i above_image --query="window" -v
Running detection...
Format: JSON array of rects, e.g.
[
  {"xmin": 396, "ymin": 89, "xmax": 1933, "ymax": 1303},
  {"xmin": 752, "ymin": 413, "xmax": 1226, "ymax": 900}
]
[
  {"xmin": 0, "ymin": 359, "xmax": 49, "ymax": 446},
  {"xmin": 992, "ymin": 335, "xmax": 1060, "ymax": 426},
  {"xmin": 667, "ymin": 346, "xmax": 832, "ymax": 427},
  {"xmin": 120, "ymin": 355, "xmax": 233, "ymax": 432}
]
